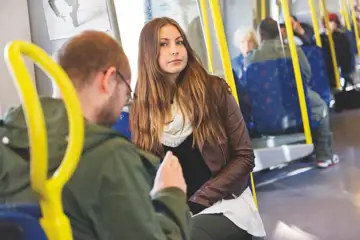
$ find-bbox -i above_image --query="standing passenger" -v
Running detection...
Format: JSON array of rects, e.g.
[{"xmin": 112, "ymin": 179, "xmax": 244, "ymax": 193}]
[{"xmin": 130, "ymin": 17, "xmax": 266, "ymax": 240}]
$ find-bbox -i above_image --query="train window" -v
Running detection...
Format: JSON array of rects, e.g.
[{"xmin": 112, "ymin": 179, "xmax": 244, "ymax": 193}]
[{"xmin": 114, "ymin": 0, "xmax": 146, "ymax": 90}]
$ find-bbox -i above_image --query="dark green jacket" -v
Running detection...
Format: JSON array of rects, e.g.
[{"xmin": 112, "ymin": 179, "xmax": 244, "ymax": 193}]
[{"xmin": 0, "ymin": 98, "xmax": 190, "ymax": 240}]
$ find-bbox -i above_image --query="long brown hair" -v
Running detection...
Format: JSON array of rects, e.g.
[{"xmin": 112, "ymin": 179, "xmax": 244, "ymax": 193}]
[{"xmin": 130, "ymin": 17, "xmax": 228, "ymax": 156}]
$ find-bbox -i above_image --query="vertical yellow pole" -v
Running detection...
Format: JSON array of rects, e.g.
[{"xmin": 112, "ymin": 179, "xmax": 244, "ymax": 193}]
[
  {"xmin": 208, "ymin": 0, "xmax": 258, "ymax": 208},
  {"xmin": 342, "ymin": 0, "xmax": 352, "ymax": 31},
  {"xmin": 199, "ymin": 0, "xmax": 214, "ymax": 73},
  {"xmin": 350, "ymin": 0, "xmax": 360, "ymax": 56},
  {"xmin": 321, "ymin": 0, "xmax": 341, "ymax": 89},
  {"xmin": 261, "ymin": 0, "xmax": 266, "ymax": 20},
  {"xmin": 308, "ymin": 0, "xmax": 322, "ymax": 47},
  {"xmin": 280, "ymin": 0, "xmax": 313, "ymax": 144}
]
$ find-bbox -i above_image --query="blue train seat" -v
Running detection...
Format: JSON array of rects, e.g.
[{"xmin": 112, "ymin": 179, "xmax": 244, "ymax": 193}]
[
  {"xmin": 232, "ymin": 56, "xmax": 255, "ymax": 134},
  {"xmin": 345, "ymin": 30, "xmax": 357, "ymax": 74},
  {"xmin": 346, "ymin": 29, "xmax": 357, "ymax": 55},
  {"xmin": 113, "ymin": 110, "xmax": 131, "ymax": 140},
  {"xmin": 301, "ymin": 45, "xmax": 331, "ymax": 106},
  {"xmin": 245, "ymin": 58, "xmax": 315, "ymax": 135},
  {"xmin": 0, "ymin": 204, "xmax": 46, "ymax": 239}
]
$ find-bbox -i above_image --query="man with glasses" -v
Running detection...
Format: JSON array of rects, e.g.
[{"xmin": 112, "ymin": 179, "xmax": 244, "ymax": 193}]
[{"xmin": 0, "ymin": 30, "xmax": 190, "ymax": 239}]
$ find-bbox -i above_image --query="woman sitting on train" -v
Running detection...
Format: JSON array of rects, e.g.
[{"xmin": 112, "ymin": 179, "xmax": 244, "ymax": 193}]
[
  {"xmin": 245, "ymin": 18, "xmax": 339, "ymax": 168},
  {"xmin": 232, "ymin": 28, "xmax": 258, "ymax": 127},
  {"xmin": 320, "ymin": 12, "xmax": 354, "ymax": 89},
  {"xmin": 130, "ymin": 17, "xmax": 266, "ymax": 240}
]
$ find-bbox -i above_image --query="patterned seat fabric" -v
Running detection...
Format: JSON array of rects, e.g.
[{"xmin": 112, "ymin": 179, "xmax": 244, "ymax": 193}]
[
  {"xmin": 301, "ymin": 45, "xmax": 331, "ymax": 106},
  {"xmin": 345, "ymin": 30, "xmax": 356, "ymax": 73},
  {"xmin": 232, "ymin": 56, "xmax": 259, "ymax": 137},
  {"xmin": 113, "ymin": 111, "xmax": 131, "ymax": 140},
  {"xmin": 245, "ymin": 58, "xmax": 315, "ymax": 135}
]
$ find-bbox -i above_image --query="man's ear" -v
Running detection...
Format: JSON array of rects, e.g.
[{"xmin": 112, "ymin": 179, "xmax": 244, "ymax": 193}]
[{"xmin": 99, "ymin": 67, "xmax": 117, "ymax": 94}]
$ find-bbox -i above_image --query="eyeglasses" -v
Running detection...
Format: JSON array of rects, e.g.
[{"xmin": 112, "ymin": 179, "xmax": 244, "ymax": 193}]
[{"xmin": 115, "ymin": 70, "xmax": 137, "ymax": 104}]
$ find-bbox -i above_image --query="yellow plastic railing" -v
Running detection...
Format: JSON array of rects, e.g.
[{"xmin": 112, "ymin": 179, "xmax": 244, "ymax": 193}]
[
  {"xmin": 320, "ymin": 0, "xmax": 341, "ymax": 89},
  {"xmin": 350, "ymin": 0, "xmax": 360, "ymax": 56},
  {"xmin": 342, "ymin": 0, "xmax": 352, "ymax": 31},
  {"xmin": 199, "ymin": 0, "xmax": 214, "ymax": 73},
  {"xmin": 308, "ymin": 0, "xmax": 322, "ymax": 47},
  {"xmin": 4, "ymin": 41, "xmax": 84, "ymax": 240},
  {"xmin": 207, "ymin": 0, "xmax": 258, "ymax": 208},
  {"xmin": 280, "ymin": 0, "xmax": 313, "ymax": 145}
]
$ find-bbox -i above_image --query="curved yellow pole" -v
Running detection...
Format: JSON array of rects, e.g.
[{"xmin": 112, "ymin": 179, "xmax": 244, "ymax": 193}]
[
  {"xmin": 5, "ymin": 41, "xmax": 85, "ymax": 240},
  {"xmin": 208, "ymin": 0, "xmax": 258, "ymax": 209},
  {"xmin": 350, "ymin": 0, "xmax": 360, "ymax": 56},
  {"xmin": 321, "ymin": 0, "xmax": 341, "ymax": 89},
  {"xmin": 280, "ymin": 0, "xmax": 313, "ymax": 145},
  {"xmin": 342, "ymin": 0, "xmax": 352, "ymax": 31},
  {"xmin": 199, "ymin": 0, "xmax": 214, "ymax": 73},
  {"xmin": 308, "ymin": 0, "xmax": 322, "ymax": 47},
  {"xmin": 5, "ymin": 44, "xmax": 48, "ymax": 197},
  {"xmin": 261, "ymin": 0, "xmax": 266, "ymax": 20}
]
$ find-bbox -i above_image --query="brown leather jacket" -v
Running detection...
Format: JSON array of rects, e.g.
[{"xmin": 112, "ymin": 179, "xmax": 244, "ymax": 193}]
[{"xmin": 189, "ymin": 80, "xmax": 255, "ymax": 207}]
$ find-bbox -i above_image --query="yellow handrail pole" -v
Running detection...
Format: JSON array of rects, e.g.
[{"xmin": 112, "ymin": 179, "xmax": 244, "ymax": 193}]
[
  {"xmin": 199, "ymin": 0, "xmax": 214, "ymax": 73},
  {"xmin": 280, "ymin": 0, "xmax": 313, "ymax": 144},
  {"xmin": 261, "ymin": 0, "xmax": 266, "ymax": 20},
  {"xmin": 350, "ymin": 0, "xmax": 360, "ymax": 56},
  {"xmin": 5, "ymin": 41, "xmax": 85, "ymax": 240},
  {"xmin": 308, "ymin": 0, "xmax": 322, "ymax": 47},
  {"xmin": 208, "ymin": 0, "xmax": 258, "ymax": 209},
  {"xmin": 321, "ymin": 0, "xmax": 341, "ymax": 89},
  {"xmin": 342, "ymin": 0, "xmax": 352, "ymax": 31}
]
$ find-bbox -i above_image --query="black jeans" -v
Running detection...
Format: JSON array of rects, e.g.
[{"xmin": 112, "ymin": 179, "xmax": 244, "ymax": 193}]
[{"xmin": 191, "ymin": 214, "xmax": 254, "ymax": 240}]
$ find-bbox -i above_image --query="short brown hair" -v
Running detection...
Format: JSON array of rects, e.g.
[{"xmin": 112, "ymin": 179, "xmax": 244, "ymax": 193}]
[
  {"xmin": 57, "ymin": 30, "xmax": 131, "ymax": 89},
  {"xmin": 258, "ymin": 17, "xmax": 280, "ymax": 40}
]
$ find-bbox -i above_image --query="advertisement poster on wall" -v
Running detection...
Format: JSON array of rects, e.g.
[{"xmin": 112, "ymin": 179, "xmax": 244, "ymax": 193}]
[{"xmin": 42, "ymin": 0, "xmax": 111, "ymax": 40}]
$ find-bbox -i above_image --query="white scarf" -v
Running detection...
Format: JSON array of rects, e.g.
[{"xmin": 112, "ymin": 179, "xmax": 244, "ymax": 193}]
[{"xmin": 161, "ymin": 104, "xmax": 193, "ymax": 147}]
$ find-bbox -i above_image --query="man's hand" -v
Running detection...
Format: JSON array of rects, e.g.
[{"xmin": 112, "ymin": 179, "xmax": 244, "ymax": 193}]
[{"xmin": 150, "ymin": 151, "xmax": 187, "ymax": 197}]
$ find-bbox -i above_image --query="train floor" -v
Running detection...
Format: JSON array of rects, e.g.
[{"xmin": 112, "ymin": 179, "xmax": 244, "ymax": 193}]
[{"xmin": 254, "ymin": 109, "xmax": 360, "ymax": 240}]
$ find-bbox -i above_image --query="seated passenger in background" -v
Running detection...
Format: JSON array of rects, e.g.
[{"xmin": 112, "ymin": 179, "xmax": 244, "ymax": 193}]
[
  {"xmin": 232, "ymin": 28, "xmax": 258, "ymax": 130},
  {"xmin": 232, "ymin": 28, "xmax": 258, "ymax": 84},
  {"xmin": 0, "ymin": 31, "xmax": 191, "ymax": 240},
  {"xmin": 279, "ymin": 23, "xmax": 304, "ymax": 46},
  {"xmin": 130, "ymin": 17, "xmax": 266, "ymax": 240},
  {"xmin": 290, "ymin": 15, "xmax": 315, "ymax": 45},
  {"xmin": 245, "ymin": 18, "xmax": 339, "ymax": 168},
  {"xmin": 320, "ymin": 12, "xmax": 354, "ymax": 89}
]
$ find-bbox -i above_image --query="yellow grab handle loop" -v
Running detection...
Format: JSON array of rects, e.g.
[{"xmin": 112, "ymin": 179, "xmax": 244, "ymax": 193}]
[{"xmin": 5, "ymin": 40, "xmax": 84, "ymax": 240}]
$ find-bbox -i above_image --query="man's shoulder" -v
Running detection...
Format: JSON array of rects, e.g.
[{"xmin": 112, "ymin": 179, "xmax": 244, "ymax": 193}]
[{"xmin": 81, "ymin": 135, "xmax": 160, "ymax": 174}]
